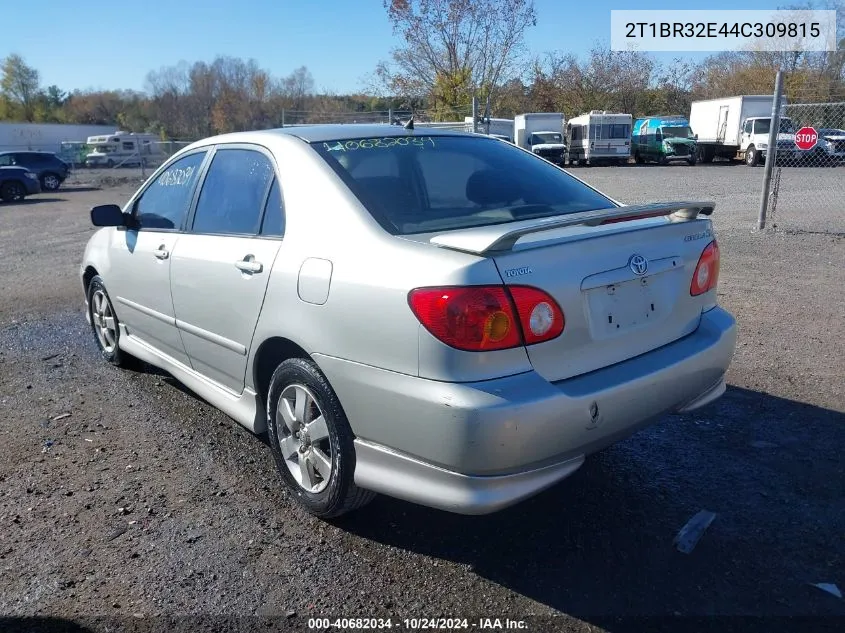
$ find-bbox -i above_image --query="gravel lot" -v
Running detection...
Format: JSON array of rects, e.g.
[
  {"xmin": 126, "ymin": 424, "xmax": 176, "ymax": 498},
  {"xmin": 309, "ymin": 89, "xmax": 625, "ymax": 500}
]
[{"xmin": 0, "ymin": 163, "xmax": 843, "ymax": 633}]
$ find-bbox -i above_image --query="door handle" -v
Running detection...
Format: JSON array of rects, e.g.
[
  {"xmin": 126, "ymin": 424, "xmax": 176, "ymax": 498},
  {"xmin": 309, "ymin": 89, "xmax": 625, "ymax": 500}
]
[
  {"xmin": 154, "ymin": 247, "xmax": 169, "ymax": 260},
  {"xmin": 235, "ymin": 258, "xmax": 263, "ymax": 274}
]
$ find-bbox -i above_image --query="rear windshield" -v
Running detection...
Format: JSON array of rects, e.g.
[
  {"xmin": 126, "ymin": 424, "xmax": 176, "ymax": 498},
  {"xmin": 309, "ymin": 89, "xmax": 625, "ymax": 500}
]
[{"xmin": 313, "ymin": 135, "xmax": 614, "ymax": 235}]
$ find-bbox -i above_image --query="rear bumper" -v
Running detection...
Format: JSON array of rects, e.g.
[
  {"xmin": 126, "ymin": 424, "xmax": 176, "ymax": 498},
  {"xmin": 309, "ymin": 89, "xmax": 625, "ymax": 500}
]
[
  {"xmin": 316, "ymin": 306, "xmax": 737, "ymax": 514},
  {"xmin": 24, "ymin": 179, "xmax": 42, "ymax": 195}
]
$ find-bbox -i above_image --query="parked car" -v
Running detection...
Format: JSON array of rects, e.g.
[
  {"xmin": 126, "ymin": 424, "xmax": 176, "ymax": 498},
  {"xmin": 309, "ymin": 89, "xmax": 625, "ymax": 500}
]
[
  {"xmin": 807, "ymin": 128, "xmax": 845, "ymax": 165},
  {"xmin": 80, "ymin": 125, "xmax": 737, "ymax": 518},
  {"xmin": 0, "ymin": 151, "xmax": 70, "ymax": 191},
  {"xmin": 0, "ymin": 166, "xmax": 41, "ymax": 202}
]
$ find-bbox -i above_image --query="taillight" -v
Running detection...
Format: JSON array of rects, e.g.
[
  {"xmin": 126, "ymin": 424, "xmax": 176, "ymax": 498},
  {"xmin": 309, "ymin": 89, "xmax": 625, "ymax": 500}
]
[
  {"xmin": 690, "ymin": 240, "xmax": 720, "ymax": 296},
  {"xmin": 407, "ymin": 285, "xmax": 564, "ymax": 352},
  {"xmin": 508, "ymin": 286, "xmax": 565, "ymax": 344}
]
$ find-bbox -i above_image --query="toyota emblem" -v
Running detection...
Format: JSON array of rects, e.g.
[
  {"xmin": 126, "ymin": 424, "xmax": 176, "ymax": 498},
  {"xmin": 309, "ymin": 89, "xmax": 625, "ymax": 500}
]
[{"xmin": 629, "ymin": 254, "xmax": 648, "ymax": 276}]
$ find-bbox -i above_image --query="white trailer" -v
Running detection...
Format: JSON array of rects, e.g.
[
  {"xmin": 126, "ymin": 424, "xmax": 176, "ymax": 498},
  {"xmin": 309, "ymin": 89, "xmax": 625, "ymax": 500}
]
[
  {"xmin": 688, "ymin": 95, "xmax": 798, "ymax": 165},
  {"xmin": 463, "ymin": 117, "xmax": 515, "ymax": 141},
  {"xmin": 566, "ymin": 111, "xmax": 632, "ymax": 166},
  {"xmin": 0, "ymin": 122, "xmax": 116, "ymax": 153},
  {"xmin": 513, "ymin": 113, "xmax": 566, "ymax": 165}
]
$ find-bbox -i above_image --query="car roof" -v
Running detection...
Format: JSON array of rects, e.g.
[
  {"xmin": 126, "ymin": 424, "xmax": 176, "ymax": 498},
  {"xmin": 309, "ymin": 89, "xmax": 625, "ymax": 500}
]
[
  {"xmin": 192, "ymin": 124, "xmax": 477, "ymax": 146},
  {"xmin": 0, "ymin": 150, "xmax": 56, "ymax": 155}
]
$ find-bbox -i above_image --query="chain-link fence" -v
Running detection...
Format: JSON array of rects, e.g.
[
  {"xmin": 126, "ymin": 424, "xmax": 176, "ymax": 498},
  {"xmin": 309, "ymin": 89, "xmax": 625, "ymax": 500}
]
[
  {"xmin": 62, "ymin": 109, "xmax": 487, "ymax": 184},
  {"xmin": 763, "ymin": 98, "xmax": 845, "ymax": 234}
]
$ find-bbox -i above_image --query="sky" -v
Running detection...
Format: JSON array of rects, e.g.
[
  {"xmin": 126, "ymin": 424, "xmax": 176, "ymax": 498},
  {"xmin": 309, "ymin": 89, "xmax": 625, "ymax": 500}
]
[{"xmin": 2, "ymin": 0, "xmax": 788, "ymax": 95}]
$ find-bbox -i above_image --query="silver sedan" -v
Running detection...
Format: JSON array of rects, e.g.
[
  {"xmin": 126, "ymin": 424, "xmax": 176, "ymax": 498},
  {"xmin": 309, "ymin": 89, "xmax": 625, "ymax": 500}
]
[{"xmin": 80, "ymin": 125, "xmax": 737, "ymax": 518}]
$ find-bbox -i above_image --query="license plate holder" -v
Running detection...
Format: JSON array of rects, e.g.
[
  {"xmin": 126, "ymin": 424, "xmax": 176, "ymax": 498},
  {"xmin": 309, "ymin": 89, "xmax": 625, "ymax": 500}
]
[{"xmin": 586, "ymin": 277, "xmax": 659, "ymax": 338}]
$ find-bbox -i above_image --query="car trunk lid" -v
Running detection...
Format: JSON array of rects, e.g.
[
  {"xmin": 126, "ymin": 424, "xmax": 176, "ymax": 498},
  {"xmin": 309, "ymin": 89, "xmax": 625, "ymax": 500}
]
[{"xmin": 426, "ymin": 202, "xmax": 717, "ymax": 382}]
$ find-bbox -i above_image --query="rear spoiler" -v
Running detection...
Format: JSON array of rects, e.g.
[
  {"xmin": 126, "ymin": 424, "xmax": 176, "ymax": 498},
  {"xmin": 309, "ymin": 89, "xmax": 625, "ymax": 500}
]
[{"xmin": 429, "ymin": 201, "xmax": 715, "ymax": 255}]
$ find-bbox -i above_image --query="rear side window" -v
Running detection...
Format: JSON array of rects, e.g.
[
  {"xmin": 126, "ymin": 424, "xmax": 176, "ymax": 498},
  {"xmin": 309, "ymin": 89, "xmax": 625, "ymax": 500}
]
[
  {"xmin": 192, "ymin": 148, "xmax": 275, "ymax": 235},
  {"xmin": 133, "ymin": 151, "xmax": 207, "ymax": 230},
  {"xmin": 314, "ymin": 136, "xmax": 614, "ymax": 234},
  {"xmin": 260, "ymin": 178, "xmax": 285, "ymax": 237}
]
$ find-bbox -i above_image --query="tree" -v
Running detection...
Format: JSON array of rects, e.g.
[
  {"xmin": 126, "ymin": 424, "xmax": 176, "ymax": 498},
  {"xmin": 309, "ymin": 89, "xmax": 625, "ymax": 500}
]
[
  {"xmin": 1, "ymin": 54, "xmax": 41, "ymax": 121},
  {"xmin": 377, "ymin": 0, "xmax": 537, "ymax": 113}
]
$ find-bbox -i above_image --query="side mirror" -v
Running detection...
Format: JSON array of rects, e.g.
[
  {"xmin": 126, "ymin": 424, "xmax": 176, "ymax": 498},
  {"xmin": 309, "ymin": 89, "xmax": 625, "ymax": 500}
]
[
  {"xmin": 694, "ymin": 134, "xmax": 699, "ymax": 140},
  {"xmin": 91, "ymin": 204, "xmax": 126, "ymax": 227},
  {"xmin": 655, "ymin": 132, "xmax": 663, "ymax": 142}
]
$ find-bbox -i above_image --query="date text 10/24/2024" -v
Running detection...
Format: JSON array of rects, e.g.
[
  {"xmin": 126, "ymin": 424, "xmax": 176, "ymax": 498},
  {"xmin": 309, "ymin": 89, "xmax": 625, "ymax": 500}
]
[{"xmin": 307, "ymin": 617, "xmax": 528, "ymax": 630}]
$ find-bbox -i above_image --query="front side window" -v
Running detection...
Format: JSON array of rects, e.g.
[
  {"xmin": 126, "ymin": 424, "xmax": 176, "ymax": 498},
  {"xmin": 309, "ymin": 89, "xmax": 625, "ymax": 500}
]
[
  {"xmin": 0, "ymin": 154, "xmax": 14, "ymax": 166},
  {"xmin": 191, "ymin": 148, "xmax": 275, "ymax": 235},
  {"xmin": 744, "ymin": 120, "xmax": 753, "ymax": 134},
  {"xmin": 133, "ymin": 151, "xmax": 207, "ymax": 230},
  {"xmin": 314, "ymin": 135, "xmax": 614, "ymax": 235}
]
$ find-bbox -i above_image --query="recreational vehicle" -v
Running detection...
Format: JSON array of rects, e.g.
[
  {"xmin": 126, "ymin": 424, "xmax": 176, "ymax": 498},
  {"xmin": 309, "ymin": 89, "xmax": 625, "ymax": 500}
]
[
  {"xmin": 84, "ymin": 131, "xmax": 162, "ymax": 168},
  {"xmin": 566, "ymin": 111, "xmax": 632, "ymax": 166}
]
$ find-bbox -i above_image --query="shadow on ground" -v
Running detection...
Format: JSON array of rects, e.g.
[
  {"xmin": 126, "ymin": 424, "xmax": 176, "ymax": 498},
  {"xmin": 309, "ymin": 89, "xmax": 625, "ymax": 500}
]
[{"xmin": 338, "ymin": 386, "xmax": 845, "ymax": 626}]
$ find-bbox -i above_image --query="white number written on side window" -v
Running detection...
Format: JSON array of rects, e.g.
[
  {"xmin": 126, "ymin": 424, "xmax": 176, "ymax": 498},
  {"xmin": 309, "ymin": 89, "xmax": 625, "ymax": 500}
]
[{"xmin": 158, "ymin": 166, "xmax": 195, "ymax": 187}]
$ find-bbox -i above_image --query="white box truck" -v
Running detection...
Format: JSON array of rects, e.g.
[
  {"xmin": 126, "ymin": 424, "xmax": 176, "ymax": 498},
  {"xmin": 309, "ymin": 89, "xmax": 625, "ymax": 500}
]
[
  {"xmin": 689, "ymin": 95, "xmax": 799, "ymax": 166},
  {"xmin": 566, "ymin": 111, "xmax": 633, "ymax": 166},
  {"xmin": 514, "ymin": 113, "xmax": 566, "ymax": 165}
]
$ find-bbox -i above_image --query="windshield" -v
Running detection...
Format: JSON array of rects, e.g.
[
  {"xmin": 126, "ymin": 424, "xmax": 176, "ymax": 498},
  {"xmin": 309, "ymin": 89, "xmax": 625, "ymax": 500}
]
[
  {"xmin": 530, "ymin": 132, "xmax": 563, "ymax": 145},
  {"xmin": 314, "ymin": 135, "xmax": 614, "ymax": 235},
  {"xmin": 662, "ymin": 126, "xmax": 694, "ymax": 139},
  {"xmin": 756, "ymin": 118, "xmax": 796, "ymax": 135}
]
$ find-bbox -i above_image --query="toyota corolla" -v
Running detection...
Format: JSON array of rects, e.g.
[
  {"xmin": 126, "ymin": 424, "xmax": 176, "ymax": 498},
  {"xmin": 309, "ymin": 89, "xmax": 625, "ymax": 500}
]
[{"xmin": 80, "ymin": 125, "xmax": 737, "ymax": 518}]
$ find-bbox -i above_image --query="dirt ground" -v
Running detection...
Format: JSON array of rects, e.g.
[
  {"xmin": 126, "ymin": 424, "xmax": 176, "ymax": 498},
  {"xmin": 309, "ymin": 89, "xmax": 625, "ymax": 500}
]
[{"xmin": 0, "ymin": 164, "xmax": 844, "ymax": 633}]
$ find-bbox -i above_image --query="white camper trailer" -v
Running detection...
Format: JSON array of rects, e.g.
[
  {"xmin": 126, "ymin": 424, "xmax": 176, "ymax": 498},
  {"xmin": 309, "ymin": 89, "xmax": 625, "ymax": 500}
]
[
  {"xmin": 513, "ymin": 113, "xmax": 566, "ymax": 165},
  {"xmin": 566, "ymin": 111, "xmax": 632, "ymax": 166},
  {"xmin": 84, "ymin": 131, "xmax": 162, "ymax": 168},
  {"xmin": 463, "ymin": 117, "xmax": 515, "ymax": 142},
  {"xmin": 688, "ymin": 95, "xmax": 798, "ymax": 165}
]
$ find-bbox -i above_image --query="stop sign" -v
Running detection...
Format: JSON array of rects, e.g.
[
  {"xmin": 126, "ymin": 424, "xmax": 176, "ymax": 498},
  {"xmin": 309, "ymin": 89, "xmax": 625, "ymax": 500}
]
[{"xmin": 795, "ymin": 126, "xmax": 818, "ymax": 151}]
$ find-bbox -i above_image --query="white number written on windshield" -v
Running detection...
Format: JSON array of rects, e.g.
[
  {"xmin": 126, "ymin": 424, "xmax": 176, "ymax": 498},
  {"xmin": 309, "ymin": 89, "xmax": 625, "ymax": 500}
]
[{"xmin": 323, "ymin": 137, "xmax": 436, "ymax": 152}]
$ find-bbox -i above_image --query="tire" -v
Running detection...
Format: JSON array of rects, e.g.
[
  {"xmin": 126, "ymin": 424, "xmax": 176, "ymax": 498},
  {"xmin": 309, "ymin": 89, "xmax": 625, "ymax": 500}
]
[
  {"xmin": 106, "ymin": 159, "xmax": 114, "ymax": 168},
  {"xmin": 746, "ymin": 146, "xmax": 759, "ymax": 166},
  {"xmin": 687, "ymin": 154, "xmax": 697, "ymax": 166},
  {"xmin": 87, "ymin": 276, "xmax": 133, "ymax": 367},
  {"xmin": 40, "ymin": 172, "xmax": 61, "ymax": 191},
  {"xmin": 266, "ymin": 357, "xmax": 375, "ymax": 519},
  {"xmin": 634, "ymin": 152, "xmax": 644, "ymax": 164},
  {"xmin": 0, "ymin": 180, "xmax": 26, "ymax": 202}
]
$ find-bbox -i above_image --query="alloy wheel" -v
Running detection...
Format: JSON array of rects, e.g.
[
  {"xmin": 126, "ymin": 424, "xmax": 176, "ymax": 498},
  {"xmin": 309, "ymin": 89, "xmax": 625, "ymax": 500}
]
[{"xmin": 276, "ymin": 384, "xmax": 333, "ymax": 493}]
